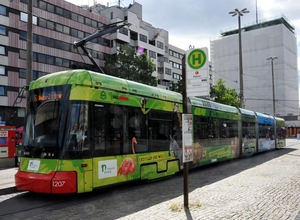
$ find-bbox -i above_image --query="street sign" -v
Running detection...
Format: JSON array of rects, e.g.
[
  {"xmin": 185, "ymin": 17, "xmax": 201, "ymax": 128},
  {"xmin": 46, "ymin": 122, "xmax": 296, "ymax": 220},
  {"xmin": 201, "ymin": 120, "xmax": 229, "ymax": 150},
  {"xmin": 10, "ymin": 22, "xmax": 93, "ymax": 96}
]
[{"xmin": 185, "ymin": 47, "xmax": 209, "ymax": 97}]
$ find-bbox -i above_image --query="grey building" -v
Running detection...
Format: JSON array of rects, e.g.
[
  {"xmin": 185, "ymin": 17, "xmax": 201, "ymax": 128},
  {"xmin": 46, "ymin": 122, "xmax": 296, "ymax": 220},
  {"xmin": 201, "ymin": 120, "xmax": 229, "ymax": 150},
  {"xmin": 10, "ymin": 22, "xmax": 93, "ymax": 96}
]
[{"xmin": 210, "ymin": 16, "xmax": 299, "ymax": 128}]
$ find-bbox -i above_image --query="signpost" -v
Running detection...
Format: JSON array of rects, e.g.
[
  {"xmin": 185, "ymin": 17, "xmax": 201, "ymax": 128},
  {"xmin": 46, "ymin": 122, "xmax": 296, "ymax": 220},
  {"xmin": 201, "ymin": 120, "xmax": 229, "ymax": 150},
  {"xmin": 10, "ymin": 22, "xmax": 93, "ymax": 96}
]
[
  {"xmin": 182, "ymin": 48, "xmax": 208, "ymax": 207},
  {"xmin": 186, "ymin": 47, "xmax": 209, "ymax": 97}
]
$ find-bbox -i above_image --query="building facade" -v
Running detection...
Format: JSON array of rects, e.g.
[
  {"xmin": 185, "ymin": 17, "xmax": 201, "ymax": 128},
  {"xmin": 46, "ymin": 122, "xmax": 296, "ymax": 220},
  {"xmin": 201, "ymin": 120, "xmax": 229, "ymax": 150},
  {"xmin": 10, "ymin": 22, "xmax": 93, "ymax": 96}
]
[
  {"xmin": 0, "ymin": 0, "xmax": 184, "ymax": 127},
  {"xmin": 210, "ymin": 17, "xmax": 299, "ymax": 130}
]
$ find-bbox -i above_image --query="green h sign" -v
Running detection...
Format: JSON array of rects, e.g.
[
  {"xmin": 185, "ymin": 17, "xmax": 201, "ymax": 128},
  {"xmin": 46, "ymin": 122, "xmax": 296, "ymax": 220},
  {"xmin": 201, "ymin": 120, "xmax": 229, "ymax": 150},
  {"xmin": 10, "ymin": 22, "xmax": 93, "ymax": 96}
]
[{"xmin": 187, "ymin": 49, "xmax": 207, "ymax": 70}]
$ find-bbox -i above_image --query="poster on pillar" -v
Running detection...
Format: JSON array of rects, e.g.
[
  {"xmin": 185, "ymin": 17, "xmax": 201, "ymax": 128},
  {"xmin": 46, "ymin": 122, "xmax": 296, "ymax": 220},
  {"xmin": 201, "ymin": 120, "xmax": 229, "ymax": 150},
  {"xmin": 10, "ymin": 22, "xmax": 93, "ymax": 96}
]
[
  {"xmin": 185, "ymin": 47, "xmax": 209, "ymax": 97},
  {"xmin": 182, "ymin": 114, "xmax": 193, "ymax": 163}
]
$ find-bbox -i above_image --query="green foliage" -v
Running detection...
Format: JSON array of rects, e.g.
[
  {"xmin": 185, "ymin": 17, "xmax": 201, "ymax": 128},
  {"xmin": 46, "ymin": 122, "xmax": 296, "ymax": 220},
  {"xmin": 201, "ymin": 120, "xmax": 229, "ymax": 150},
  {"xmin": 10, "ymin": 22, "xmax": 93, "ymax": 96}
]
[
  {"xmin": 169, "ymin": 79, "xmax": 183, "ymax": 94},
  {"xmin": 104, "ymin": 44, "xmax": 157, "ymax": 86},
  {"xmin": 210, "ymin": 78, "xmax": 240, "ymax": 107}
]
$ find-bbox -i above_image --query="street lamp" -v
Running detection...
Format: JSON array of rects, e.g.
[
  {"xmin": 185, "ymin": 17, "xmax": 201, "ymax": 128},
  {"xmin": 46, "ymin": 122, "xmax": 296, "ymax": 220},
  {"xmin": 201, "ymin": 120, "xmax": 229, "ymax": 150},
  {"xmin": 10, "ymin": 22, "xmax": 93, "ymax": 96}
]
[
  {"xmin": 266, "ymin": 56, "xmax": 278, "ymax": 117},
  {"xmin": 266, "ymin": 56, "xmax": 278, "ymax": 148},
  {"xmin": 229, "ymin": 8, "xmax": 249, "ymax": 108}
]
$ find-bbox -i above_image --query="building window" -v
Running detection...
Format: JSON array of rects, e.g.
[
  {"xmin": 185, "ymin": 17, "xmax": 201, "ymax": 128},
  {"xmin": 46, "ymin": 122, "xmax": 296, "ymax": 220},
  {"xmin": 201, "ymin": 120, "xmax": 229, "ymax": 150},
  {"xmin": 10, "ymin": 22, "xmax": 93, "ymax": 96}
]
[
  {"xmin": 85, "ymin": 18, "xmax": 91, "ymax": 26},
  {"xmin": 92, "ymin": 20, "xmax": 97, "ymax": 28},
  {"xmin": 39, "ymin": 18, "xmax": 47, "ymax": 28},
  {"xmin": 139, "ymin": 34, "xmax": 147, "ymax": 43},
  {"xmin": 0, "ymin": 66, "xmax": 5, "ymax": 75},
  {"xmin": 157, "ymin": 41, "xmax": 163, "ymax": 49},
  {"xmin": 63, "ymin": 59, "xmax": 70, "ymax": 68},
  {"xmin": 33, "ymin": 71, "xmax": 46, "ymax": 80},
  {"xmin": 71, "ymin": 28, "xmax": 78, "ymax": 37},
  {"xmin": 71, "ymin": 12, "xmax": 78, "ymax": 22},
  {"xmin": 0, "ymin": 5, "xmax": 6, "ymax": 16},
  {"xmin": 110, "ymin": 12, "xmax": 113, "ymax": 19},
  {"xmin": 56, "ymin": 7, "xmax": 63, "ymax": 16},
  {"xmin": 47, "ymin": 4, "xmax": 55, "ymax": 13},
  {"xmin": 119, "ymin": 27, "xmax": 128, "ymax": 36},
  {"xmin": 55, "ymin": 57, "xmax": 63, "ymax": 66},
  {"xmin": 63, "ymin": 9, "xmax": 71, "ymax": 19},
  {"xmin": 149, "ymin": 50, "xmax": 156, "ymax": 59},
  {"xmin": 47, "ymin": 38, "xmax": 54, "ymax": 47},
  {"xmin": 56, "ymin": 23, "xmax": 63, "ymax": 32},
  {"xmin": 38, "ymin": 54, "xmax": 46, "ymax": 63},
  {"xmin": 63, "ymin": 26, "xmax": 70, "ymax": 35},
  {"xmin": 157, "ymin": 67, "xmax": 163, "ymax": 74},
  {"xmin": 78, "ymin": 15, "xmax": 84, "ymax": 23},
  {"xmin": 55, "ymin": 41, "xmax": 62, "ymax": 49},
  {"xmin": 19, "ymin": 69, "xmax": 26, "ymax": 79},
  {"xmin": 173, "ymin": 72, "xmax": 182, "ymax": 80},
  {"xmin": 0, "ymin": 46, "xmax": 5, "ymax": 55},
  {"xmin": 78, "ymin": 30, "xmax": 84, "ymax": 39},
  {"xmin": 130, "ymin": 31, "xmax": 138, "ymax": 41},
  {"xmin": 46, "ymin": 55, "xmax": 54, "ymax": 65},
  {"xmin": 0, "ymin": 86, "xmax": 4, "ymax": 96},
  {"xmin": 19, "ymin": 31, "xmax": 27, "ymax": 40},
  {"xmin": 38, "ymin": 36, "xmax": 47, "ymax": 46},
  {"xmin": 39, "ymin": 1, "xmax": 47, "ymax": 10},
  {"xmin": 62, "ymin": 42, "xmax": 70, "ymax": 51},
  {"xmin": 47, "ymin": 21, "xmax": 55, "ymax": 30},
  {"xmin": 165, "ymin": 68, "xmax": 171, "ymax": 75},
  {"xmin": 0, "ymin": 25, "xmax": 6, "ymax": 35},
  {"xmin": 19, "ymin": 50, "xmax": 27, "ymax": 59},
  {"xmin": 20, "ymin": 12, "xmax": 37, "ymax": 25}
]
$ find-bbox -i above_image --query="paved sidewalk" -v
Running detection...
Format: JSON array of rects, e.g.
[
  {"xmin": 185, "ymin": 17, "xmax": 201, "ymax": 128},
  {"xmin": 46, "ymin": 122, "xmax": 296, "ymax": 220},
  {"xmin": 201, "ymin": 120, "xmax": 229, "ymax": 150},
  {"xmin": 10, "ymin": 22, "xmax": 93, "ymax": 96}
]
[{"xmin": 0, "ymin": 139, "xmax": 299, "ymax": 220}]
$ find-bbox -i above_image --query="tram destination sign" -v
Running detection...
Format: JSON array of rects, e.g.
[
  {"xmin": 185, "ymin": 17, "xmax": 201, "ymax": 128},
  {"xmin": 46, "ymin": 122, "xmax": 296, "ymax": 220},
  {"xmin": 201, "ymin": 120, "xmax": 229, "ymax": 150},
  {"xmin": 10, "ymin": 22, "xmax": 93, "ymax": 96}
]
[{"xmin": 185, "ymin": 47, "xmax": 209, "ymax": 97}]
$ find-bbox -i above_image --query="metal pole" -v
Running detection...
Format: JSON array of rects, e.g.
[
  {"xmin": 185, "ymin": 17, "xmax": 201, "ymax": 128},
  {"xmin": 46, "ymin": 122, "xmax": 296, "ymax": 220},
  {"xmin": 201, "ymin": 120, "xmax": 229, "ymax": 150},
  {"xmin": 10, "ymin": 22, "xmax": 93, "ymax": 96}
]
[
  {"xmin": 271, "ymin": 59, "xmax": 277, "ymax": 148},
  {"xmin": 182, "ymin": 54, "xmax": 189, "ymax": 208},
  {"xmin": 230, "ymin": 8, "xmax": 249, "ymax": 108},
  {"xmin": 26, "ymin": 0, "xmax": 33, "ymax": 116},
  {"xmin": 26, "ymin": 0, "xmax": 33, "ymax": 85},
  {"xmin": 271, "ymin": 59, "xmax": 276, "ymax": 117},
  {"xmin": 266, "ymin": 56, "xmax": 277, "ymax": 148},
  {"xmin": 238, "ymin": 15, "xmax": 244, "ymax": 108}
]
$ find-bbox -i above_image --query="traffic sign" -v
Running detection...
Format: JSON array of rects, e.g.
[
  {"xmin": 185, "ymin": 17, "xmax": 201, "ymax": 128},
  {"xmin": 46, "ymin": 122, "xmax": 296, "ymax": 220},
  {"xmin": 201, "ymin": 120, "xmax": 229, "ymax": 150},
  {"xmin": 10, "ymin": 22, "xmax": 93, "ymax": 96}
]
[
  {"xmin": 185, "ymin": 47, "xmax": 209, "ymax": 97},
  {"xmin": 187, "ymin": 49, "xmax": 207, "ymax": 70}
]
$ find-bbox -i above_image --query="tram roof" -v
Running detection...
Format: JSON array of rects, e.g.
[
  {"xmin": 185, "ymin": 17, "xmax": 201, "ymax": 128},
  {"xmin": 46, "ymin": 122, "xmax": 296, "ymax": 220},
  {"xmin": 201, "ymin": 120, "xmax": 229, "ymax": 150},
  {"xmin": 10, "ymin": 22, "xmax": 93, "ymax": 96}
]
[{"xmin": 30, "ymin": 69, "xmax": 182, "ymax": 103}]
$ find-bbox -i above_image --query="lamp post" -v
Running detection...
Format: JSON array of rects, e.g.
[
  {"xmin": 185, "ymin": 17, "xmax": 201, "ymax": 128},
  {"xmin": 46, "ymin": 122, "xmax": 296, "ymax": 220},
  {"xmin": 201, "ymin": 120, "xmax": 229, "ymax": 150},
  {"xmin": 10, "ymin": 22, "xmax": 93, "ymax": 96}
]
[
  {"xmin": 266, "ymin": 56, "xmax": 278, "ymax": 148},
  {"xmin": 229, "ymin": 8, "xmax": 249, "ymax": 108},
  {"xmin": 266, "ymin": 56, "xmax": 278, "ymax": 117}
]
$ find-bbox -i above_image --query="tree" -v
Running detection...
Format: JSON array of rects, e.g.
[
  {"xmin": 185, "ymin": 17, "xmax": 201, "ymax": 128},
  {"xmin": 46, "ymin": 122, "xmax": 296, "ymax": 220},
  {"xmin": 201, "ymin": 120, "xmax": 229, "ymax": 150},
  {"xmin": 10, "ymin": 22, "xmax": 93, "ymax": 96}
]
[
  {"xmin": 169, "ymin": 79, "xmax": 183, "ymax": 94},
  {"xmin": 104, "ymin": 44, "xmax": 157, "ymax": 86},
  {"xmin": 210, "ymin": 78, "xmax": 240, "ymax": 107}
]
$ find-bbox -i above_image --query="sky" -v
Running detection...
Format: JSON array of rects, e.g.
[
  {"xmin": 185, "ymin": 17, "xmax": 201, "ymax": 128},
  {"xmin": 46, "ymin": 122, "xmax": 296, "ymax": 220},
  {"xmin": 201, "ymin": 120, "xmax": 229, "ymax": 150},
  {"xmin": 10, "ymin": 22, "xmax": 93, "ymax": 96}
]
[{"xmin": 66, "ymin": 0, "xmax": 300, "ymax": 68}]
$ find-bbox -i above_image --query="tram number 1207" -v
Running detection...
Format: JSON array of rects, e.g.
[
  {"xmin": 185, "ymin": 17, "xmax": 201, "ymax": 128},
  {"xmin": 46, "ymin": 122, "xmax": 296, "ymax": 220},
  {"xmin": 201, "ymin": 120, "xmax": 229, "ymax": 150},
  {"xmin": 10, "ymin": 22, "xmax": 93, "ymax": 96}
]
[{"xmin": 53, "ymin": 181, "xmax": 65, "ymax": 187}]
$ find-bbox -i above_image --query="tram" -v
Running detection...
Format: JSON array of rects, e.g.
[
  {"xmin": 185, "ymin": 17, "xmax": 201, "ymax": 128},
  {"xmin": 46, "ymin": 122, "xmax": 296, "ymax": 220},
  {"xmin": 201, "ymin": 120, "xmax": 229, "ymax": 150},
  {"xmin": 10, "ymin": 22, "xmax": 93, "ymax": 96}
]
[{"xmin": 15, "ymin": 69, "xmax": 286, "ymax": 194}]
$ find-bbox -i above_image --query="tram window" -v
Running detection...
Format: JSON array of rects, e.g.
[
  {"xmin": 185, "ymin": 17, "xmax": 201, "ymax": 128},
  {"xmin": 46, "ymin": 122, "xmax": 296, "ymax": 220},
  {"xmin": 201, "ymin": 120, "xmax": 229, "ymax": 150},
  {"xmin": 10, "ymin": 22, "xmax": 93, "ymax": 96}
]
[
  {"xmin": 65, "ymin": 102, "xmax": 90, "ymax": 157},
  {"xmin": 242, "ymin": 122, "xmax": 255, "ymax": 139},
  {"xmin": 106, "ymin": 105, "xmax": 123, "ymax": 155},
  {"xmin": 93, "ymin": 104, "xmax": 126, "ymax": 156},
  {"xmin": 219, "ymin": 119, "xmax": 238, "ymax": 138},
  {"xmin": 127, "ymin": 107, "xmax": 147, "ymax": 153},
  {"xmin": 148, "ymin": 110, "xmax": 172, "ymax": 152},
  {"xmin": 194, "ymin": 116, "xmax": 209, "ymax": 139},
  {"xmin": 93, "ymin": 104, "xmax": 106, "ymax": 154}
]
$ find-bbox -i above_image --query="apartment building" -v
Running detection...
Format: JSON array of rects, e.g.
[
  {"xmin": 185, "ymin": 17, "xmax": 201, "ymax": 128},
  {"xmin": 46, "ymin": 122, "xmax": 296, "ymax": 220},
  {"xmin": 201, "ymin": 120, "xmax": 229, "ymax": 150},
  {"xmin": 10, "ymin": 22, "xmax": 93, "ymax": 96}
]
[
  {"xmin": 0, "ymin": 0, "xmax": 184, "ymax": 127},
  {"xmin": 210, "ymin": 16, "xmax": 299, "ymax": 128}
]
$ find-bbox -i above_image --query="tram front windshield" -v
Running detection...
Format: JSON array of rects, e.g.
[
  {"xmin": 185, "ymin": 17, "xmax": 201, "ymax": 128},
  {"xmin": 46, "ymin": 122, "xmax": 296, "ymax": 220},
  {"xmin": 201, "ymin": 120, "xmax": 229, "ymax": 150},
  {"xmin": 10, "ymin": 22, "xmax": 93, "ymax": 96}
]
[{"xmin": 22, "ymin": 86, "xmax": 90, "ymax": 159}]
